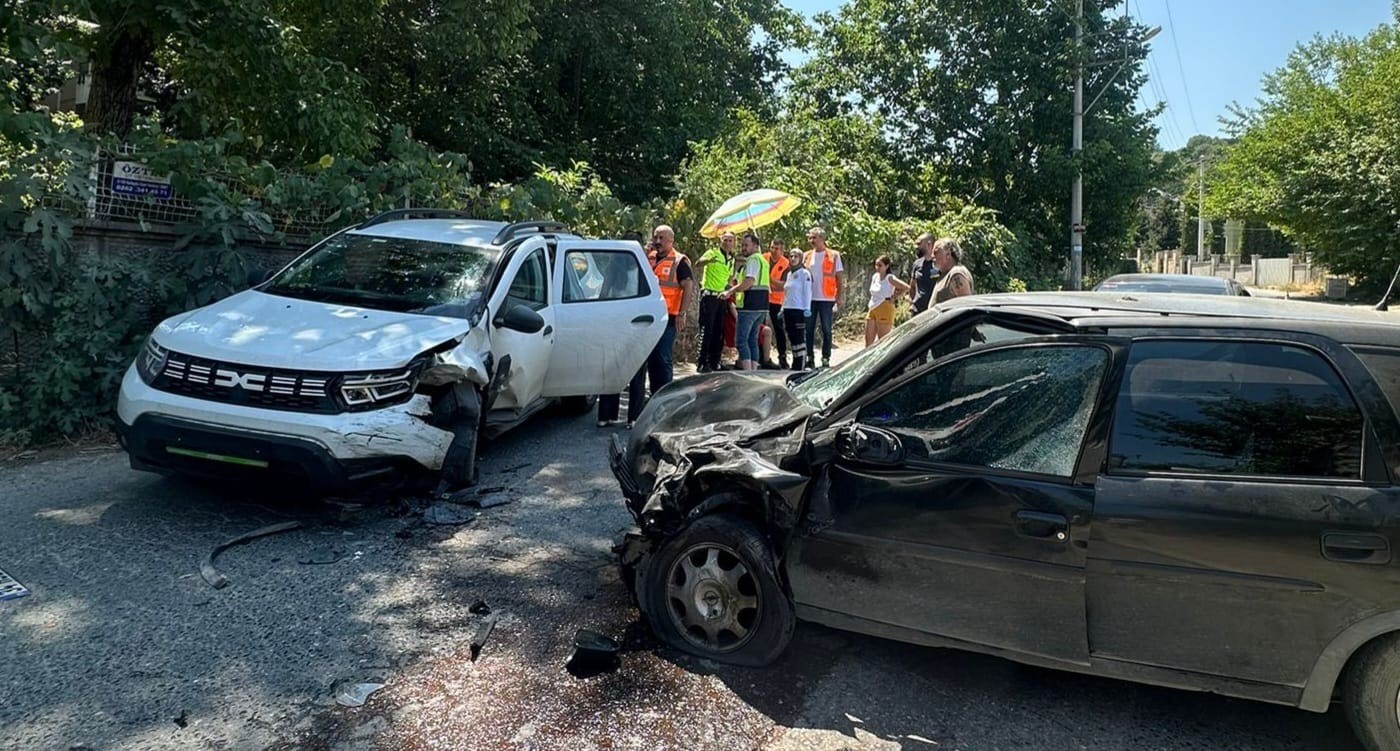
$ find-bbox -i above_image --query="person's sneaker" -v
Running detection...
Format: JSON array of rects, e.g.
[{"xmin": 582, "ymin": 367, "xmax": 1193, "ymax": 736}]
[
  {"xmin": 759, "ymin": 361, "xmax": 779, "ymax": 370},
  {"xmin": 697, "ymin": 365, "xmax": 712, "ymax": 374},
  {"xmin": 778, "ymin": 359, "xmax": 789, "ymax": 370},
  {"xmin": 626, "ymin": 422, "xmax": 635, "ymax": 430},
  {"xmin": 596, "ymin": 420, "xmax": 609, "ymax": 428},
  {"xmin": 822, "ymin": 360, "xmax": 831, "ymax": 368}
]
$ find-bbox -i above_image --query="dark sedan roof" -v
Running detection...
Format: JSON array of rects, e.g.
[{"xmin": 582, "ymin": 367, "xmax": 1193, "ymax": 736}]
[
  {"xmin": 934, "ymin": 292, "xmax": 1400, "ymax": 347},
  {"xmin": 1094, "ymin": 273, "xmax": 1232, "ymax": 293}
]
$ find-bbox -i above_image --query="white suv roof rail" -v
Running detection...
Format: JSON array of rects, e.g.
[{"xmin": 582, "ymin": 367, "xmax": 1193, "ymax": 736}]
[{"xmin": 491, "ymin": 220, "xmax": 571, "ymax": 246}]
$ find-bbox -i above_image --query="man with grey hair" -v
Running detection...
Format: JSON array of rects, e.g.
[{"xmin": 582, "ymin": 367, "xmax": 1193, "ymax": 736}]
[
  {"xmin": 909, "ymin": 232, "xmax": 939, "ymax": 314},
  {"xmin": 803, "ymin": 226, "xmax": 843, "ymax": 368},
  {"xmin": 932, "ymin": 237, "xmax": 974, "ymax": 303}
]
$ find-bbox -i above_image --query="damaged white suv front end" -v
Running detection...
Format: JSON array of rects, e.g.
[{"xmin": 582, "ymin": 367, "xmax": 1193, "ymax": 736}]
[{"xmin": 117, "ymin": 212, "xmax": 666, "ymax": 492}]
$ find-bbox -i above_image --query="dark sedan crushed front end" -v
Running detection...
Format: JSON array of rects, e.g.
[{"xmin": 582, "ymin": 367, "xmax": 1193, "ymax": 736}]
[{"xmin": 609, "ymin": 292, "xmax": 1400, "ymax": 751}]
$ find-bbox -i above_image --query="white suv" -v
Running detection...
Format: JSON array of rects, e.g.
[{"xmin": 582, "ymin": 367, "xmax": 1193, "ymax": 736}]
[{"xmin": 117, "ymin": 211, "xmax": 666, "ymax": 492}]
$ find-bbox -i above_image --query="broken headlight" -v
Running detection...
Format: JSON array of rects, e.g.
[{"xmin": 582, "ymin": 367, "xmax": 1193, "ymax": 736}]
[
  {"xmin": 136, "ymin": 337, "xmax": 169, "ymax": 384},
  {"xmin": 337, "ymin": 367, "xmax": 421, "ymax": 410}
]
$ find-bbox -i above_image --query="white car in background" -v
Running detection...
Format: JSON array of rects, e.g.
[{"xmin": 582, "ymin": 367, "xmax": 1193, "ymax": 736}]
[{"xmin": 117, "ymin": 210, "xmax": 666, "ymax": 492}]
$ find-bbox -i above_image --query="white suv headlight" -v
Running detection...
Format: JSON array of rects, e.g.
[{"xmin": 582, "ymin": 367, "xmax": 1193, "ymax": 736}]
[
  {"xmin": 338, "ymin": 368, "xmax": 419, "ymax": 409},
  {"xmin": 136, "ymin": 338, "xmax": 169, "ymax": 384}
]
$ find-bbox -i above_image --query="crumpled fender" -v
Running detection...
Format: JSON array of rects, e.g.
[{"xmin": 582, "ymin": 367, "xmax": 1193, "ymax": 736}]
[
  {"xmin": 433, "ymin": 332, "xmax": 491, "ymax": 388},
  {"xmin": 624, "ymin": 371, "xmax": 816, "ymax": 536}
]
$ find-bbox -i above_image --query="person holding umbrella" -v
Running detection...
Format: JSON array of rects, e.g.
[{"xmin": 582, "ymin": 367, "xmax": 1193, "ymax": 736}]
[{"xmin": 720, "ymin": 232, "xmax": 769, "ymax": 371}]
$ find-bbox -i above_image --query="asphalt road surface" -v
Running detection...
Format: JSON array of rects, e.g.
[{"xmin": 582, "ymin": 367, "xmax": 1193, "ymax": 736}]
[{"xmin": 0, "ymin": 402, "xmax": 1365, "ymax": 751}]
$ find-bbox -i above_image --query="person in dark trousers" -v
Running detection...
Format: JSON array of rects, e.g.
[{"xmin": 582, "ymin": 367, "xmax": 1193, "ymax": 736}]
[
  {"xmin": 694, "ymin": 232, "xmax": 737, "ymax": 372},
  {"xmin": 763, "ymin": 238, "xmax": 790, "ymax": 369},
  {"xmin": 803, "ymin": 226, "xmax": 844, "ymax": 368},
  {"xmin": 909, "ymin": 232, "xmax": 940, "ymax": 315},
  {"xmin": 645, "ymin": 224, "xmax": 693, "ymax": 389},
  {"xmin": 598, "ymin": 232, "xmax": 649, "ymax": 427},
  {"xmin": 781, "ymin": 248, "xmax": 812, "ymax": 370}
]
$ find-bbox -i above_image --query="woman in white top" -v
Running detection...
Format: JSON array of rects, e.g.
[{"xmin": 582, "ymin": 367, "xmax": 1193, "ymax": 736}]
[
  {"xmin": 865, "ymin": 254, "xmax": 910, "ymax": 347},
  {"xmin": 781, "ymin": 249, "xmax": 814, "ymax": 370}
]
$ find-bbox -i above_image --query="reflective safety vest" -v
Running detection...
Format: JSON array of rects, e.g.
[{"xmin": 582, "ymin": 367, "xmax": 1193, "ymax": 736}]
[
  {"xmin": 804, "ymin": 249, "xmax": 841, "ymax": 299},
  {"xmin": 767, "ymin": 254, "xmax": 790, "ymax": 305},
  {"xmin": 651, "ymin": 251, "xmax": 687, "ymax": 316},
  {"xmin": 737, "ymin": 252, "xmax": 770, "ymax": 309}
]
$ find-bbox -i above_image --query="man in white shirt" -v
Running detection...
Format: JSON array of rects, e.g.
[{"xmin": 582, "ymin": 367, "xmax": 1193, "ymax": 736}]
[{"xmin": 802, "ymin": 226, "xmax": 844, "ymax": 368}]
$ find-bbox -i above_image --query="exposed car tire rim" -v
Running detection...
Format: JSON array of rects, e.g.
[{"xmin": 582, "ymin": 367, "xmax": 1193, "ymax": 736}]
[
  {"xmin": 665, "ymin": 543, "xmax": 760, "ymax": 653},
  {"xmin": 1344, "ymin": 633, "xmax": 1400, "ymax": 751},
  {"xmin": 638, "ymin": 513, "xmax": 795, "ymax": 667}
]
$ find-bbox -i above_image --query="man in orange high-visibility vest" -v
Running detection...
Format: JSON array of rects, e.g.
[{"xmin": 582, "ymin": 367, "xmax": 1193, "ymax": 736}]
[
  {"xmin": 646, "ymin": 225, "xmax": 694, "ymax": 389},
  {"xmin": 803, "ymin": 226, "xmax": 844, "ymax": 368},
  {"xmin": 763, "ymin": 238, "xmax": 791, "ymax": 369}
]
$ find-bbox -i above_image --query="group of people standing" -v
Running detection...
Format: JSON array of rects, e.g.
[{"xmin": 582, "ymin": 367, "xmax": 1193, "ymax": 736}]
[
  {"xmin": 596, "ymin": 224, "xmax": 974, "ymax": 427},
  {"xmin": 694, "ymin": 225, "xmax": 846, "ymax": 373},
  {"xmin": 865, "ymin": 233, "xmax": 974, "ymax": 346}
]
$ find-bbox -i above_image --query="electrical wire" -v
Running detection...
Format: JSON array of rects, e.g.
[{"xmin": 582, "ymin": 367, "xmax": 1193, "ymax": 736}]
[{"xmin": 1161, "ymin": 0, "xmax": 1201, "ymax": 132}]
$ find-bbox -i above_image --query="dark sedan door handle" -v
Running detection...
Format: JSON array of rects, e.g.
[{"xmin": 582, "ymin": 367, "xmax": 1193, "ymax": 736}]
[
  {"xmin": 1015, "ymin": 511, "xmax": 1069, "ymax": 542},
  {"xmin": 631, "ymin": 314, "xmax": 655, "ymax": 324},
  {"xmin": 1322, "ymin": 532, "xmax": 1391, "ymax": 565}
]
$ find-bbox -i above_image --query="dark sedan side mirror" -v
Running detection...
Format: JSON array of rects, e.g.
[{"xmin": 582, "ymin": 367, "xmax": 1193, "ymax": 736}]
[
  {"xmin": 247, "ymin": 268, "xmax": 275, "ymax": 288},
  {"xmin": 494, "ymin": 303, "xmax": 545, "ymax": 334},
  {"xmin": 836, "ymin": 423, "xmax": 906, "ymax": 466}
]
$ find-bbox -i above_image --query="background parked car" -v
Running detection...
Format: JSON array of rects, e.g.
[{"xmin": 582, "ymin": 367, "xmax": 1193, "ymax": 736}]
[{"xmin": 1094, "ymin": 272, "xmax": 1250, "ymax": 296}]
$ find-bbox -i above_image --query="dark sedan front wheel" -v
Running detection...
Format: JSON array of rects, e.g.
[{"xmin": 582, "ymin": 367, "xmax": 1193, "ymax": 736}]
[
  {"xmin": 639, "ymin": 514, "xmax": 794, "ymax": 666},
  {"xmin": 1346, "ymin": 634, "xmax": 1400, "ymax": 751}
]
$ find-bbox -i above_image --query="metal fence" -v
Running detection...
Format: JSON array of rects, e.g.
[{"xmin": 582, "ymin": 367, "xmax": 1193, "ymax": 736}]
[{"xmin": 72, "ymin": 146, "xmax": 338, "ymax": 240}]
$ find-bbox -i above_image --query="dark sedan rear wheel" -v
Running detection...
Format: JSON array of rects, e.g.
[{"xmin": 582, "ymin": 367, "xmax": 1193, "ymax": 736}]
[
  {"xmin": 1345, "ymin": 633, "xmax": 1400, "ymax": 751},
  {"xmin": 639, "ymin": 514, "xmax": 794, "ymax": 666}
]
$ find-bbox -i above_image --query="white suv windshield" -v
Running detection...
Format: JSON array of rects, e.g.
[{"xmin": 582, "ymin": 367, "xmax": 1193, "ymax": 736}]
[{"xmin": 263, "ymin": 232, "xmax": 499, "ymax": 317}]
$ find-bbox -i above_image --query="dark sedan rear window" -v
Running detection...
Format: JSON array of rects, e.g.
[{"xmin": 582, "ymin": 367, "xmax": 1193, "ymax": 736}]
[{"xmin": 1109, "ymin": 340, "xmax": 1364, "ymax": 479}]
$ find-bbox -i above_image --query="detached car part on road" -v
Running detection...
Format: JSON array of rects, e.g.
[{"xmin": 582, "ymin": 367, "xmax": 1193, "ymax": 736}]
[
  {"xmin": 612, "ymin": 292, "xmax": 1400, "ymax": 751},
  {"xmin": 118, "ymin": 210, "xmax": 666, "ymax": 491}
]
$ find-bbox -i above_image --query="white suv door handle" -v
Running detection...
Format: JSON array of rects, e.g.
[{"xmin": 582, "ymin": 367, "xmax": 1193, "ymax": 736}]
[{"xmin": 631, "ymin": 315, "xmax": 655, "ymax": 324}]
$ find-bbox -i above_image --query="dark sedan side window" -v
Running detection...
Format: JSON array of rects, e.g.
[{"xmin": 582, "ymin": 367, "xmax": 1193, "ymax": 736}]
[
  {"xmin": 859, "ymin": 345, "xmax": 1108, "ymax": 477},
  {"xmin": 1108, "ymin": 340, "xmax": 1364, "ymax": 478}
]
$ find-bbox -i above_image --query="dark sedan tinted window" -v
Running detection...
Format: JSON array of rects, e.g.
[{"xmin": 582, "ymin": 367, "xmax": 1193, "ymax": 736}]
[
  {"xmin": 860, "ymin": 345, "xmax": 1108, "ymax": 477},
  {"xmin": 1109, "ymin": 341, "xmax": 1364, "ymax": 478}
]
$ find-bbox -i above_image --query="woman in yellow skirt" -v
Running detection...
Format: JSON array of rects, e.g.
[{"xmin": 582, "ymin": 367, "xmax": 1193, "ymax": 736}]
[{"xmin": 865, "ymin": 254, "xmax": 911, "ymax": 347}]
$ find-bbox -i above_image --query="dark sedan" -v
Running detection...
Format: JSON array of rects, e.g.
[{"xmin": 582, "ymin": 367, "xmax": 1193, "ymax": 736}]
[
  {"xmin": 611, "ymin": 292, "xmax": 1400, "ymax": 751},
  {"xmin": 1095, "ymin": 272, "xmax": 1250, "ymax": 296}
]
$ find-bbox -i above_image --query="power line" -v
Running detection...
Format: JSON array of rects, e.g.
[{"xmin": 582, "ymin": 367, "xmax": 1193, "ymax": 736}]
[
  {"xmin": 1129, "ymin": 0, "xmax": 1188, "ymax": 148},
  {"xmin": 1161, "ymin": 0, "xmax": 1201, "ymax": 133}
]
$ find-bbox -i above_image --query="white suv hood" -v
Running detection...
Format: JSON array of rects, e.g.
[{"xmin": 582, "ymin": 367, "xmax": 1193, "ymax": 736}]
[{"xmin": 154, "ymin": 290, "xmax": 473, "ymax": 372}]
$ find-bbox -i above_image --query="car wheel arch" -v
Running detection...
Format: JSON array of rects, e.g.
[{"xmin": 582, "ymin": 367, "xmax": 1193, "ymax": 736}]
[{"xmin": 1301, "ymin": 610, "xmax": 1400, "ymax": 712}]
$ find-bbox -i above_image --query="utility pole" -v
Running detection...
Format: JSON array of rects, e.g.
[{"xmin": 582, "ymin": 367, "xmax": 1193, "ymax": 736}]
[
  {"xmin": 1196, "ymin": 157, "xmax": 1206, "ymax": 261},
  {"xmin": 1070, "ymin": 0, "xmax": 1085, "ymax": 290}
]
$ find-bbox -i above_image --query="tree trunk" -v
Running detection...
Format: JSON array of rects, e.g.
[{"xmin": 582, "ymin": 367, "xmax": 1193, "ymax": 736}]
[{"xmin": 86, "ymin": 28, "xmax": 156, "ymax": 139}]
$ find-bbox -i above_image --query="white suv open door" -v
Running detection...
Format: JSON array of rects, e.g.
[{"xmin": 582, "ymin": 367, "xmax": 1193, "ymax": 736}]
[{"xmin": 543, "ymin": 239, "xmax": 667, "ymax": 397}]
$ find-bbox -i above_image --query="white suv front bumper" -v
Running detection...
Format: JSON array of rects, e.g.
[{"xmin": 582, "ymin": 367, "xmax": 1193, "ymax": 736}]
[{"xmin": 116, "ymin": 365, "xmax": 454, "ymax": 483}]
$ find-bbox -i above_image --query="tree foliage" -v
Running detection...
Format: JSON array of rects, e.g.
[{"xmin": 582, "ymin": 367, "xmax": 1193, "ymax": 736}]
[
  {"xmin": 1207, "ymin": 20, "xmax": 1400, "ymax": 285},
  {"xmin": 795, "ymin": 0, "xmax": 1159, "ymax": 279}
]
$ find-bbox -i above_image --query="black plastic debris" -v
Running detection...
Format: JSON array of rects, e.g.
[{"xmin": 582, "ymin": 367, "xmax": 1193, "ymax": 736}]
[
  {"xmin": 469, "ymin": 600, "xmax": 492, "ymax": 615},
  {"xmin": 200, "ymin": 521, "xmax": 303, "ymax": 589},
  {"xmin": 422, "ymin": 503, "xmax": 475, "ymax": 526},
  {"xmin": 443, "ymin": 486, "xmax": 513, "ymax": 509},
  {"xmin": 566, "ymin": 629, "xmax": 621, "ymax": 678},
  {"xmin": 469, "ymin": 613, "xmax": 498, "ymax": 661}
]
